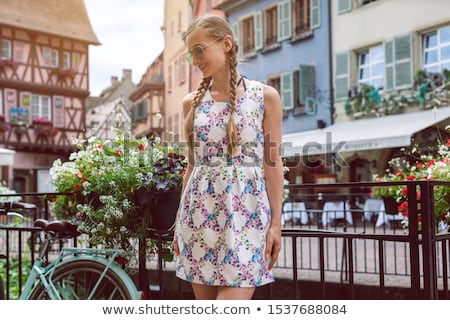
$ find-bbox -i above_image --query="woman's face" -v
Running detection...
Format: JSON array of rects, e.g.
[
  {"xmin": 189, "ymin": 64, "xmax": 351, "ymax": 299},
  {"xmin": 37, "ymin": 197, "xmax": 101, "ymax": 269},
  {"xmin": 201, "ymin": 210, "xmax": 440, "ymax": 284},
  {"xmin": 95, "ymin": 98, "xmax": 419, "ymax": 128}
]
[{"xmin": 185, "ymin": 29, "xmax": 230, "ymax": 78}]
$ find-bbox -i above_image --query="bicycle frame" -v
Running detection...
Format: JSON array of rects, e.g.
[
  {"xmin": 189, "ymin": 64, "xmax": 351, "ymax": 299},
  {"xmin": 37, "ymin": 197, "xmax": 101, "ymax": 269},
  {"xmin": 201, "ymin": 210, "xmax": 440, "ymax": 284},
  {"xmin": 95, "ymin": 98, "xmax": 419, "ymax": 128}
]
[{"xmin": 19, "ymin": 247, "xmax": 140, "ymax": 300}]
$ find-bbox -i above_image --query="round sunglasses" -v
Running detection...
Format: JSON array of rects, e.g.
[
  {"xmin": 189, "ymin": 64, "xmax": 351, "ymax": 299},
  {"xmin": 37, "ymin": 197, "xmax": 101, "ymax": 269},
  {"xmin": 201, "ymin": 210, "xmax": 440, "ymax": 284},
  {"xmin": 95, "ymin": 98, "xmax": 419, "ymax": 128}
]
[{"xmin": 184, "ymin": 37, "xmax": 223, "ymax": 65}]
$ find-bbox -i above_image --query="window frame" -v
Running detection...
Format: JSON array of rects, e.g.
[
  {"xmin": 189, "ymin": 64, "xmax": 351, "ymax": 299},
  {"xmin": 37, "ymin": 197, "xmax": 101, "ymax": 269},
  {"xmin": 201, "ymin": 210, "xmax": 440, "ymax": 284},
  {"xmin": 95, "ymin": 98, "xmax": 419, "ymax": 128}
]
[
  {"xmin": 357, "ymin": 44, "xmax": 385, "ymax": 90},
  {"xmin": 242, "ymin": 15, "xmax": 255, "ymax": 55},
  {"xmin": 1, "ymin": 39, "xmax": 12, "ymax": 60},
  {"xmin": 293, "ymin": 0, "xmax": 311, "ymax": 36},
  {"xmin": 43, "ymin": 47, "xmax": 59, "ymax": 68},
  {"xmin": 31, "ymin": 94, "xmax": 52, "ymax": 120},
  {"xmin": 422, "ymin": 25, "xmax": 450, "ymax": 73}
]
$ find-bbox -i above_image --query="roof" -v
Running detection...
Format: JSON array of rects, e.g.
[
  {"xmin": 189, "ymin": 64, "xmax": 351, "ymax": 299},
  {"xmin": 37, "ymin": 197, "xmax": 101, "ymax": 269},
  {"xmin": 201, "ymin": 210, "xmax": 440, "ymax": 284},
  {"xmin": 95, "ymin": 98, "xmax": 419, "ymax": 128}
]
[
  {"xmin": 0, "ymin": 0, "xmax": 100, "ymax": 44},
  {"xmin": 282, "ymin": 107, "xmax": 450, "ymax": 157}
]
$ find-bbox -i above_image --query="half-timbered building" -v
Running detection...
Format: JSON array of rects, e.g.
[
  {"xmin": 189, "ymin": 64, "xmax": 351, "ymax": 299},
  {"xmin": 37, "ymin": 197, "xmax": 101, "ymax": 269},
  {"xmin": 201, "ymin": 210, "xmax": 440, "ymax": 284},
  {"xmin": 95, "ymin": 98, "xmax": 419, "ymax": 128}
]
[{"xmin": 0, "ymin": 0, "xmax": 99, "ymax": 192}]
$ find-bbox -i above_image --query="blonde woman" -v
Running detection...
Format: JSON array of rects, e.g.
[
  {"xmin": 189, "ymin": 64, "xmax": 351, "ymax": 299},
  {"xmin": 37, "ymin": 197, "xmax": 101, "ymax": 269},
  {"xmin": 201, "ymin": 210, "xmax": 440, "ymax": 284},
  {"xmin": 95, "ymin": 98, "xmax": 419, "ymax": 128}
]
[{"xmin": 174, "ymin": 15, "xmax": 284, "ymax": 300}]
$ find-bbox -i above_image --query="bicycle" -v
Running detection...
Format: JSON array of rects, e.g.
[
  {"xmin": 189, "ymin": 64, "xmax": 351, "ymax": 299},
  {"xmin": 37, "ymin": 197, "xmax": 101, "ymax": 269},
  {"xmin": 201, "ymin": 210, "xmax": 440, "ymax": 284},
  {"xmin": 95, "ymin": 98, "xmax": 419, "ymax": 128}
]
[{"xmin": 1, "ymin": 205, "xmax": 141, "ymax": 300}]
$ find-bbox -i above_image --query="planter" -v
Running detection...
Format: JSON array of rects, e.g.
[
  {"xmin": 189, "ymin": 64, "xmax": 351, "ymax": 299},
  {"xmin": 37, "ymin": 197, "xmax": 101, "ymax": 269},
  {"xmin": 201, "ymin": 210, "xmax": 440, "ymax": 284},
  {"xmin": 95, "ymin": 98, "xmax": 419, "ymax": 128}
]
[
  {"xmin": 150, "ymin": 189, "xmax": 181, "ymax": 231},
  {"xmin": 383, "ymin": 197, "xmax": 399, "ymax": 214},
  {"xmin": 136, "ymin": 188, "xmax": 181, "ymax": 232}
]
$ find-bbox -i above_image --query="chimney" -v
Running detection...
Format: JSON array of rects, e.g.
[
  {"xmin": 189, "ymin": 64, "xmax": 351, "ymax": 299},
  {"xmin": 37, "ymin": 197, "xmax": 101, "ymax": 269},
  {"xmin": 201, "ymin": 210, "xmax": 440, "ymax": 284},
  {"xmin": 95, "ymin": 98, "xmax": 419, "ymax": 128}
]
[
  {"xmin": 111, "ymin": 76, "xmax": 118, "ymax": 85},
  {"xmin": 122, "ymin": 69, "xmax": 132, "ymax": 80}
]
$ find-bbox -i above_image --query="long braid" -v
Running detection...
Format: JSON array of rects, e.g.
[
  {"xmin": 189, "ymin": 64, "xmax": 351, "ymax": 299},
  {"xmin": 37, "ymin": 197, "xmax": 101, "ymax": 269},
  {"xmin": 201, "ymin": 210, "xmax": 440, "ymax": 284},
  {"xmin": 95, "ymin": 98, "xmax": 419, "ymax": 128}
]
[
  {"xmin": 227, "ymin": 44, "xmax": 239, "ymax": 156},
  {"xmin": 184, "ymin": 77, "xmax": 212, "ymax": 153}
]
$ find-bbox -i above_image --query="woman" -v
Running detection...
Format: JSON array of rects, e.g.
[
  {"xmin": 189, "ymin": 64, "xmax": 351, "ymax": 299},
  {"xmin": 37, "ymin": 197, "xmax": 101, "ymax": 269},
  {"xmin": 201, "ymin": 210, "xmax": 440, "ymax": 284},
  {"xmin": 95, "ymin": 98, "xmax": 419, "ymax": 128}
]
[{"xmin": 173, "ymin": 15, "xmax": 284, "ymax": 300}]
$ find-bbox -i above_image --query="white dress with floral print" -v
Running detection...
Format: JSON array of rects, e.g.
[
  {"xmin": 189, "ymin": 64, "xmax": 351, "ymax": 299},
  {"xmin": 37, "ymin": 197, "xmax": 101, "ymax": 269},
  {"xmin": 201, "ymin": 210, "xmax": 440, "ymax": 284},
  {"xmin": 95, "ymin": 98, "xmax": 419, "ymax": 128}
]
[{"xmin": 175, "ymin": 80, "xmax": 273, "ymax": 287}]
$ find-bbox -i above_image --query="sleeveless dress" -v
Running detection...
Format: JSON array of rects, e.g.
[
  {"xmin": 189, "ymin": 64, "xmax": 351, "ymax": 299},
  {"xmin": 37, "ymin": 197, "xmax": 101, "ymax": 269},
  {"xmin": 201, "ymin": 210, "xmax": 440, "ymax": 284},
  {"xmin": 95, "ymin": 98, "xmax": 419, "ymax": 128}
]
[{"xmin": 175, "ymin": 80, "xmax": 274, "ymax": 287}]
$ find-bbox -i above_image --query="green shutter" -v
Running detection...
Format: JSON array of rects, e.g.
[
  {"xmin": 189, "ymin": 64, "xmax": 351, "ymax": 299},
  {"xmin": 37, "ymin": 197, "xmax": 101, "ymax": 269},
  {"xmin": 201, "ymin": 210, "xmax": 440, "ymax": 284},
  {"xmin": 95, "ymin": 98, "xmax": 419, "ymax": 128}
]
[
  {"xmin": 277, "ymin": 0, "xmax": 292, "ymax": 41},
  {"xmin": 310, "ymin": 0, "xmax": 321, "ymax": 30},
  {"xmin": 254, "ymin": 11, "xmax": 263, "ymax": 50},
  {"xmin": 384, "ymin": 33, "xmax": 413, "ymax": 90},
  {"xmin": 281, "ymin": 72, "xmax": 294, "ymax": 110},
  {"xmin": 335, "ymin": 51, "xmax": 350, "ymax": 101},
  {"xmin": 394, "ymin": 33, "xmax": 413, "ymax": 89},
  {"xmin": 384, "ymin": 39, "xmax": 394, "ymax": 91},
  {"xmin": 337, "ymin": 0, "xmax": 352, "ymax": 14},
  {"xmin": 299, "ymin": 65, "xmax": 315, "ymax": 104},
  {"xmin": 232, "ymin": 22, "xmax": 240, "ymax": 50}
]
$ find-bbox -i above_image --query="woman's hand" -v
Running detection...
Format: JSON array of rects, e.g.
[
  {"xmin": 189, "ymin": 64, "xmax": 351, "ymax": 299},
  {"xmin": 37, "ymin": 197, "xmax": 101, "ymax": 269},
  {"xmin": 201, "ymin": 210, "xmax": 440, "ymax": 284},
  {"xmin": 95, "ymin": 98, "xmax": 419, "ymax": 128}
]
[
  {"xmin": 265, "ymin": 224, "xmax": 281, "ymax": 270},
  {"xmin": 173, "ymin": 232, "xmax": 180, "ymax": 257}
]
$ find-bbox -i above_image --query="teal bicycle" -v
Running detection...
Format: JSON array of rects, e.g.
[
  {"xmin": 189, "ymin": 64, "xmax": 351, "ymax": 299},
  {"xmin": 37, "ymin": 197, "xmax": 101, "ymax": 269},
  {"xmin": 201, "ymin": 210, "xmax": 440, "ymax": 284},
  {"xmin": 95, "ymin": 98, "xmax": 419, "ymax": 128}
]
[
  {"xmin": 20, "ymin": 219, "xmax": 141, "ymax": 300},
  {"xmin": 18, "ymin": 218, "xmax": 141, "ymax": 300}
]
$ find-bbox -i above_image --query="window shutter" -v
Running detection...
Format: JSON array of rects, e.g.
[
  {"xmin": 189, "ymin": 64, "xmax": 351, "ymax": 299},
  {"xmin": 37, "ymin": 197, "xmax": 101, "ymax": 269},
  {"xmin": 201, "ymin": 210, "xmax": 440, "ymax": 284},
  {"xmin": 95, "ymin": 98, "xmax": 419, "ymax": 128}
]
[
  {"xmin": 232, "ymin": 22, "xmax": 241, "ymax": 51},
  {"xmin": 299, "ymin": 65, "xmax": 315, "ymax": 104},
  {"xmin": 310, "ymin": 0, "xmax": 321, "ymax": 30},
  {"xmin": 337, "ymin": 0, "xmax": 352, "ymax": 14},
  {"xmin": 393, "ymin": 33, "xmax": 413, "ymax": 89},
  {"xmin": 281, "ymin": 72, "xmax": 294, "ymax": 110},
  {"xmin": 52, "ymin": 95, "xmax": 64, "ymax": 128},
  {"xmin": 277, "ymin": 0, "xmax": 292, "ymax": 42},
  {"xmin": 334, "ymin": 51, "xmax": 350, "ymax": 101},
  {"xmin": 142, "ymin": 100, "xmax": 148, "ymax": 119},
  {"xmin": 254, "ymin": 11, "xmax": 263, "ymax": 50},
  {"xmin": 384, "ymin": 39, "xmax": 394, "ymax": 91}
]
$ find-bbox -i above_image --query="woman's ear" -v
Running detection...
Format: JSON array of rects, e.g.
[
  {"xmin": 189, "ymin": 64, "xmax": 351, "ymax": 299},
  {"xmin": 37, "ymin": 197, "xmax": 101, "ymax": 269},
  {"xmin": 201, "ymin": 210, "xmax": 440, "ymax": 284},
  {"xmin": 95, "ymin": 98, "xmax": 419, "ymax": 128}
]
[{"xmin": 223, "ymin": 35, "xmax": 233, "ymax": 53}]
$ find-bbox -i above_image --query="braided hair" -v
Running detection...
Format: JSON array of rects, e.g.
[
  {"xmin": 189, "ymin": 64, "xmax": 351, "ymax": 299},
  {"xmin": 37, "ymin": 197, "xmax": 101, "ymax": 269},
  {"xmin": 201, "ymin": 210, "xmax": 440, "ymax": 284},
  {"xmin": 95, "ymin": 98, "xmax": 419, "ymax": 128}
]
[{"xmin": 183, "ymin": 15, "xmax": 240, "ymax": 156}]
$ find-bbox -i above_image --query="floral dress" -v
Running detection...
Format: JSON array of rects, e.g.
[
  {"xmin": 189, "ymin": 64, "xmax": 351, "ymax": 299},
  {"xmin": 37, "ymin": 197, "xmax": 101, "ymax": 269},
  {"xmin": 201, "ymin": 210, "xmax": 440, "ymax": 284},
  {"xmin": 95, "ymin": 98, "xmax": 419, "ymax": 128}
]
[{"xmin": 175, "ymin": 80, "xmax": 274, "ymax": 287}]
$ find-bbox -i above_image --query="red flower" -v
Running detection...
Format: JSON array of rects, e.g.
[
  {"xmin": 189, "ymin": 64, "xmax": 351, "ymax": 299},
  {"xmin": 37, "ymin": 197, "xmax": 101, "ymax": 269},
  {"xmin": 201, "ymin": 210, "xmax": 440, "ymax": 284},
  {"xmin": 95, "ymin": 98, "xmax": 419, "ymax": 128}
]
[
  {"xmin": 406, "ymin": 174, "xmax": 416, "ymax": 180},
  {"xmin": 398, "ymin": 201, "xmax": 408, "ymax": 217},
  {"xmin": 115, "ymin": 149, "xmax": 123, "ymax": 156},
  {"xmin": 401, "ymin": 187, "xmax": 408, "ymax": 195},
  {"xmin": 137, "ymin": 143, "xmax": 145, "ymax": 150}
]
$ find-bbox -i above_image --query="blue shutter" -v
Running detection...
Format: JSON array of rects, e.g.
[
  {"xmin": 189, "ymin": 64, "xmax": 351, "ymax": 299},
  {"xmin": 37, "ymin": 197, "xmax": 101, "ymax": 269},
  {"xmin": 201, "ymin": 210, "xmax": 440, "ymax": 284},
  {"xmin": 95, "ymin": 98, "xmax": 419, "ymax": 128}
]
[
  {"xmin": 299, "ymin": 65, "xmax": 315, "ymax": 104},
  {"xmin": 281, "ymin": 72, "xmax": 294, "ymax": 110},
  {"xmin": 277, "ymin": 0, "xmax": 292, "ymax": 41},
  {"xmin": 310, "ymin": 0, "xmax": 321, "ymax": 30},
  {"xmin": 254, "ymin": 11, "xmax": 263, "ymax": 50}
]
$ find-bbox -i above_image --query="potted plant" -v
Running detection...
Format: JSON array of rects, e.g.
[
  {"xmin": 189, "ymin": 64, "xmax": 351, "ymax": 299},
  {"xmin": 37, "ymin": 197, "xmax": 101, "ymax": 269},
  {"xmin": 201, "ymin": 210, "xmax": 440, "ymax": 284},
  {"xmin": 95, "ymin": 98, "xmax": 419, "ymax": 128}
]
[
  {"xmin": 371, "ymin": 128, "xmax": 450, "ymax": 231},
  {"xmin": 49, "ymin": 130, "xmax": 187, "ymax": 257}
]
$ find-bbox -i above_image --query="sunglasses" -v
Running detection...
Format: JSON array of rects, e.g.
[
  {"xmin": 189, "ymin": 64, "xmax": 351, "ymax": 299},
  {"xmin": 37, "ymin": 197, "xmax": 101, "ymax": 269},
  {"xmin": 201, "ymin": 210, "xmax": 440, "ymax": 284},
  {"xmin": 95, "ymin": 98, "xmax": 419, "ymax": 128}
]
[{"xmin": 184, "ymin": 37, "xmax": 223, "ymax": 65}]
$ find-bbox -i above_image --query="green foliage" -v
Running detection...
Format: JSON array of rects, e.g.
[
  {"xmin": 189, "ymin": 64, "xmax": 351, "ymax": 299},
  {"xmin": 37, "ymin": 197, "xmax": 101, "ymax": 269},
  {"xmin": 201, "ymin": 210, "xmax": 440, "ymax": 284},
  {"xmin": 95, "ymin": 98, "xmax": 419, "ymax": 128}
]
[
  {"xmin": 0, "ymin": 257, "xmax": 32, "ymax": 299},
  {"xmin": 49, "ymin": 131, "xmax": 187, "ymax": 254},
  {"xmin": 345, "ymin": 69, "xmax": 450, "ymax": 118}
]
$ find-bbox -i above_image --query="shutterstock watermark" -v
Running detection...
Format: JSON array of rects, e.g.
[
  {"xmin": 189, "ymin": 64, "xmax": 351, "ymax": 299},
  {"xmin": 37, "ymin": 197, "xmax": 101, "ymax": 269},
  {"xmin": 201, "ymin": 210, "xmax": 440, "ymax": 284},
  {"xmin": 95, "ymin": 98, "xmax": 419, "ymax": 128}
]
[{"xmin": 114, "ymin": 131, "xmax": 349, "ymax": 169}]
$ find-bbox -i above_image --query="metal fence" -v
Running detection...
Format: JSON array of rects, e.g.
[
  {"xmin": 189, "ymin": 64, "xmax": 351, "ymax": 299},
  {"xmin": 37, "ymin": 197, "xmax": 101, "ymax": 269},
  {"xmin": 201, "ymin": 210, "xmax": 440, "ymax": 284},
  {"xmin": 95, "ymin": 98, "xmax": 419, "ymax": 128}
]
[{"xmin": 1, "ymin": 180, "xmax": 450, "ymax": 299}]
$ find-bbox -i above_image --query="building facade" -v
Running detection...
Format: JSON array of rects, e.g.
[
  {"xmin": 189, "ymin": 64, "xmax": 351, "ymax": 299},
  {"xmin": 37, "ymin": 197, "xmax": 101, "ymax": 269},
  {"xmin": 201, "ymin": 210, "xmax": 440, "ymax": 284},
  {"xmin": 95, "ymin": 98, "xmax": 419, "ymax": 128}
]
[{"xmin": 0, "ymin": 0, "xmax": 99, "ymax": 192}]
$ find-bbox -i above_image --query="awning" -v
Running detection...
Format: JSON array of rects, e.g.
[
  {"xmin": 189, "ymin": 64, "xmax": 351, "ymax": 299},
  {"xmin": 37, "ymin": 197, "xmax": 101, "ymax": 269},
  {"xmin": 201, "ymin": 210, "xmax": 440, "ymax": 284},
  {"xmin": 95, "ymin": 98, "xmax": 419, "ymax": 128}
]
[
  {"xmin": 282, "ymin": 107, "xmax": 450, "ymax": 157},
  {"xmin": 0, "ymin": 148, "xmax": 15, "ymax": 166}
]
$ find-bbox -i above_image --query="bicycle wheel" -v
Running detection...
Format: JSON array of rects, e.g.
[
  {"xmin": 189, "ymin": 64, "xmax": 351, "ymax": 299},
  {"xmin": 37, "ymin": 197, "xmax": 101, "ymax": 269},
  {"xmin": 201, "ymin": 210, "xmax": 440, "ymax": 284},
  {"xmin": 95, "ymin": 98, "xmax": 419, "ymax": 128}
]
[{"xmin": 29, "ymin": 259, "xmax": 136, "ymax": 300}]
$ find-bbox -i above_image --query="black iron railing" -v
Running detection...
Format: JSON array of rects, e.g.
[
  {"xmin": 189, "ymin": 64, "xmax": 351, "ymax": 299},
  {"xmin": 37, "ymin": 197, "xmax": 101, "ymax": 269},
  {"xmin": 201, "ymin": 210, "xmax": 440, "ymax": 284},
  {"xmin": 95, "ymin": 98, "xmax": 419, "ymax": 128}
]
[{"xmin": 1, "ymin": 180, "xmax": 449, "ymax": 299}]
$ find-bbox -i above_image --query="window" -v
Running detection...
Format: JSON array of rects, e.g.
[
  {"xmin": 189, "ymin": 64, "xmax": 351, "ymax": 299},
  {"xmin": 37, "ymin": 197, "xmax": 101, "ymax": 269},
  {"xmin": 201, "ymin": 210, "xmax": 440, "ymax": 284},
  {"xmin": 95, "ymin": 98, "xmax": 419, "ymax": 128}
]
[
  {"xmin": 43, "ymin": 47, "xmax": 58, "ymax": 68},
  {"xmin": 242, "ymin": 16, "xmax": 255, "ymax": 54},
  {"xmin": 63, "ymin": 51, "xmax": 71, "ymax": 70},
  {"xmin": 422, "ymin": 25, "xmax": 450, "ymax": 72},
  {"xmin": 265, "ymin": 7, "xmax": 277, "ymax": 47},
  {"xmin": 1, "ymin": 39, "xmax": 11, "ymax": 60},
  {"xmin": 293, "ymin": 0, "xmax": 310, "ymax": 36},
  {"xmin": 357, "ymin": 45, "xmax": 384, "ymax": 89},
  {"xmin": 72, "ymin": 52, "xmax": 81, "ymax": 71},
  {"xmin": 13, "ymin": 41, "xmax": 25, "ymax": 62},
  {"xmin": 31, "ymin": 94, "xmax": 51, "ymax": 119}
]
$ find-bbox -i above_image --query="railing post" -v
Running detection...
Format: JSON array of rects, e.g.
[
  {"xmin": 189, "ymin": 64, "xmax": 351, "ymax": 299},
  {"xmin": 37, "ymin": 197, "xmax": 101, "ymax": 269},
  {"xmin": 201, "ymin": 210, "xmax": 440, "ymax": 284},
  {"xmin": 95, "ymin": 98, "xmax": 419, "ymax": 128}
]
[{"xmin": 419, "ymin": 181, "xmax": 438, "ymax": 298}]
